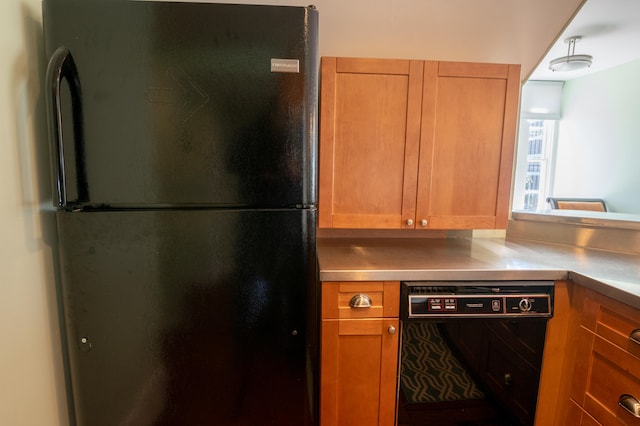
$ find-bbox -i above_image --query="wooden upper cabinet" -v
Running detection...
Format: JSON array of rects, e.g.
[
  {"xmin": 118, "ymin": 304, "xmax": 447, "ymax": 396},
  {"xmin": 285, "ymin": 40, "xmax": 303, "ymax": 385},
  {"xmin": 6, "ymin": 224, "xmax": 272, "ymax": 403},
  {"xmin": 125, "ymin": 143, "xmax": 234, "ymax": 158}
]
[
  {"xmin": 319, "ymin": 57, "xmax": 424, "ymax": 229},
  {"xmin": 418, "ymin": 61, "xmax": 520, "ymax": 229},
  {"xmin": 319, "ymin": 57, "xmax": 521, "ymax": 230}
]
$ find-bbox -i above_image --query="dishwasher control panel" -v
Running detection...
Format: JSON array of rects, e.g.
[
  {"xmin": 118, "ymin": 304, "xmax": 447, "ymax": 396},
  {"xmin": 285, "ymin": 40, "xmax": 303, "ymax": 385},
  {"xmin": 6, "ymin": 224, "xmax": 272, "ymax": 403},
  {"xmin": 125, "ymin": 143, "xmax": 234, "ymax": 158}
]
[{"xmin": 401, "ymin": 281, "xmax": 554, "ymax": 319}]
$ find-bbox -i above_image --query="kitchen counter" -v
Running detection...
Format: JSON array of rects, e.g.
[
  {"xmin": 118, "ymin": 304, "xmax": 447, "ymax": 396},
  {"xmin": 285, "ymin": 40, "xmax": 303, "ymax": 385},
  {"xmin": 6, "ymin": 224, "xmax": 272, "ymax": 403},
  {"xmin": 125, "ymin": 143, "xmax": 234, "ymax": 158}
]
[{"xmin": 317, "ymin": 236, "xmax": 640, "ymax": 309}]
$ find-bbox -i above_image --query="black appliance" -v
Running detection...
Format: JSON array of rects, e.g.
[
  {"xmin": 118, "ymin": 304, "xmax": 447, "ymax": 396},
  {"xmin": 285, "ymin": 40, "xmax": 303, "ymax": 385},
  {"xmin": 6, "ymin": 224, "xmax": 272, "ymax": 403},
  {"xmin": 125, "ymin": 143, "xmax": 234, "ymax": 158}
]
[
  {"xmin": 399, "ymin": 281, "xmax": 554, "ymax": 426},
  {"xmin": 43, "ymin": 1, "xmax": 319, "ymax": 425}
]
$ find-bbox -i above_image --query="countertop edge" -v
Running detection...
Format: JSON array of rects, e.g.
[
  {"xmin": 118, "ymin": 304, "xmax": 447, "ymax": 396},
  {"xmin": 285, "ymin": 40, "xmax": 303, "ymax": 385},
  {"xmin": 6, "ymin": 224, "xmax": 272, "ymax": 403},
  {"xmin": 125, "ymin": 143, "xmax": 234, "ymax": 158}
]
[
  {"xmin": 319, "ymin": 268, "xmax": 568, "ymax": 283},
  {"xmin": 317, "ymin": 237, "xmax": 640, "ymax": 310}
]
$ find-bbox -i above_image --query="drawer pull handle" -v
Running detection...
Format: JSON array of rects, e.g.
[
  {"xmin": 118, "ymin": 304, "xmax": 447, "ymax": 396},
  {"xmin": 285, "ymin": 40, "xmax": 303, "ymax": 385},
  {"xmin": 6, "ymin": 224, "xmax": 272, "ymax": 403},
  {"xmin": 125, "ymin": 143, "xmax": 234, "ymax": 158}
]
[
  {"xmin": 349, "ymin": 294, "xmax": 372, "ymax": 309},
  {"xmin": 629, "ymin": 329, "xmax": 640, "ymax": 345},
  {"xmin": 619, "ymin": 394, "xmax": 640, "ymax": 417}
]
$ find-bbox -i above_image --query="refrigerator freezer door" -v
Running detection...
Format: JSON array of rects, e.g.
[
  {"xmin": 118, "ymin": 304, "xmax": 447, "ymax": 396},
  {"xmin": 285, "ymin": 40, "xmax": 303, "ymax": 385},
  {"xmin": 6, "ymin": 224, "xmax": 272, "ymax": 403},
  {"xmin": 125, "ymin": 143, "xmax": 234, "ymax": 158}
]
[
  {"xmin": 43, "ymin": 1, "xmax": 318, "ymax": 209},
  {"xmin": 56, "ymin": 209, "xmax": 318, "ymax": 426}
]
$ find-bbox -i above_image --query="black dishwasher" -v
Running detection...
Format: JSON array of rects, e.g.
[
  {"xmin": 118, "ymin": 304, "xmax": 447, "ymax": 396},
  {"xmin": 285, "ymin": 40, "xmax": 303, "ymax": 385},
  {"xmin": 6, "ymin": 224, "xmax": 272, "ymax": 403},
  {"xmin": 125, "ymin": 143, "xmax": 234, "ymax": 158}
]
[{"xmin": 398, "ymin": 281, "xmax": 554, "ymax": 426}]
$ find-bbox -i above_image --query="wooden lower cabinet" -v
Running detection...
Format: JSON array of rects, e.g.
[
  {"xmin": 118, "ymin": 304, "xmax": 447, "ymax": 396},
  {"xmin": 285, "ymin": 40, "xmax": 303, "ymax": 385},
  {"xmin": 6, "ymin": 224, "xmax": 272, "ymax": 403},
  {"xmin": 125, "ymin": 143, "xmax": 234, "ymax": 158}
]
[
  {"xmin": 317, "ymin": 279, "xmax": 640, "ymax": 426},
  {"xmin": 534, "ymin": 280, "xmax": 577, "ymax": 425},
  {"xmin": 321, "ymin": 318, "xmax": 399, "ymax": 426},
  {"xmin": 571, "ymin": 328, "xmax": 640, "ymax": 425},
  {"xmin": 566, "ymin": 398, "xmax": 603, "ymax": 426},
  {"xmin": 531, "ymin": 281, "xmax": 640, "ymax": 425},
  {"xmin": 320, "ymin": 281, "xmax": 400, "ymax": 426},
  {"xmin": 569, "ymin": 289, "xmax": 640, "ymax": 425}
]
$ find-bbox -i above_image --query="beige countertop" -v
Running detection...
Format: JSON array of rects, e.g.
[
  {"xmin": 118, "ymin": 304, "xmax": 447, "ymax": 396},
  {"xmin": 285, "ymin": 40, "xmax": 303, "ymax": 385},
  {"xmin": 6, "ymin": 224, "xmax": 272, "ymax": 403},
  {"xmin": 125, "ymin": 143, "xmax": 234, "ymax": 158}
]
[{"xmin": 317, "ymin": 236, "xmax": 640, "ymax": 309}]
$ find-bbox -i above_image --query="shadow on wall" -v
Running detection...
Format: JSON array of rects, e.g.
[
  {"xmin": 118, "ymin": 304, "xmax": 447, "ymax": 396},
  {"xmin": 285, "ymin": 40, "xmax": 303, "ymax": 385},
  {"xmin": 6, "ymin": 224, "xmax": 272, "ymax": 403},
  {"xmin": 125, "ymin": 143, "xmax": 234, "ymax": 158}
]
[{"xmin": 13, "ymin": 4, "xmax": 70, "ymax": 426}]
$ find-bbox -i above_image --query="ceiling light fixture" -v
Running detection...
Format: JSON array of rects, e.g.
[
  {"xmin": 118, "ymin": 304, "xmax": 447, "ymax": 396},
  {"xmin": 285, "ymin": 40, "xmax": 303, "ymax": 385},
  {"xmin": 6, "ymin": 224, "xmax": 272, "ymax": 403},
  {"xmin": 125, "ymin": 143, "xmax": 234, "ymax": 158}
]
[{"xmin": 549, "ymin": 36, "xmax": 593, "ymax": 72}]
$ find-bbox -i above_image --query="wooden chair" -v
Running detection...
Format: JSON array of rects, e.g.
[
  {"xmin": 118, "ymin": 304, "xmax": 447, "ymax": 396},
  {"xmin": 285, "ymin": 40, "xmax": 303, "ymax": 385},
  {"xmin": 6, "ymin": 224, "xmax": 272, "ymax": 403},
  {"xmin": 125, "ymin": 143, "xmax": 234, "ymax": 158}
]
[{"xmin": 546, "ymin": 197, "xmax": 607, "ymax": 212}]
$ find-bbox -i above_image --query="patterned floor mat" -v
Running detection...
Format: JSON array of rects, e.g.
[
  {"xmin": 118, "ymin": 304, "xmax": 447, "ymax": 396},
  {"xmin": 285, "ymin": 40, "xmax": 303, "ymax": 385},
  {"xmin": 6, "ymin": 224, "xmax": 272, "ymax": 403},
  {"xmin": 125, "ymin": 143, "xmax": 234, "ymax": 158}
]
[{"xmin": 401, "ymin": 322, "xmax": 485, "ymax": 404}]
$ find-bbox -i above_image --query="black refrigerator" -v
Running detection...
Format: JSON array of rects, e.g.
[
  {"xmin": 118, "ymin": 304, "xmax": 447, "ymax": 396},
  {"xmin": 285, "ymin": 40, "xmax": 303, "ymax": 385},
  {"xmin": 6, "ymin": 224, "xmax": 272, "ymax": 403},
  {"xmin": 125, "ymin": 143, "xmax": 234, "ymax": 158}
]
[{"xmin": 43, "ymin": 1, "xmax": 319, "ymax": 425}]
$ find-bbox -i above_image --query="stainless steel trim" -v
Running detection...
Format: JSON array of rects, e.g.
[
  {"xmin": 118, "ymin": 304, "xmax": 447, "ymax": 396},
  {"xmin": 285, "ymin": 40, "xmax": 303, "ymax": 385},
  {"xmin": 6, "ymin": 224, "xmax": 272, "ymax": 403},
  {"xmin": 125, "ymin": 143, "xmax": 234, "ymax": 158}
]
[
  {"xmin": 508, "ymin": 212, "xmax": 640, "ymax": 255},
  {"xmin": 512, "ymin": 210, "xmax": 640, "ymax": 231},
  {"xmin": 404, "ymin": 280, "xmax": 556, "ymax": 287},
  {"xmin": 320, "ymin": 269, "xmax": 567, "ymax": 283}
]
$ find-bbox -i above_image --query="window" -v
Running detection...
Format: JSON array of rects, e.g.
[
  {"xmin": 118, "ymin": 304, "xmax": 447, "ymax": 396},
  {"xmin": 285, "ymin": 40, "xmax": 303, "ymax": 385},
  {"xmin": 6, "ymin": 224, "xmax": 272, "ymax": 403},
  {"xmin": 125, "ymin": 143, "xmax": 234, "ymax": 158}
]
[
  {"xmin": 513, "ymin": 119, "xmax": 557, "ymax": 211},
  {"xmin": 512, "ymin": 81, "xmax": 562, "ymax": 212}
]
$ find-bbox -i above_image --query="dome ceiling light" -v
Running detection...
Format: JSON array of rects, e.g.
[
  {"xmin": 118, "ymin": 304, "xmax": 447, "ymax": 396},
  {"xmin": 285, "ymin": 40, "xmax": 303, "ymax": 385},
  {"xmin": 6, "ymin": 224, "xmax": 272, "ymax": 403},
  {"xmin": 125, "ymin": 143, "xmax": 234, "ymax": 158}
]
[{"xmin": 549, "ymin": 36, "xmax": 593, "ymax": 72}]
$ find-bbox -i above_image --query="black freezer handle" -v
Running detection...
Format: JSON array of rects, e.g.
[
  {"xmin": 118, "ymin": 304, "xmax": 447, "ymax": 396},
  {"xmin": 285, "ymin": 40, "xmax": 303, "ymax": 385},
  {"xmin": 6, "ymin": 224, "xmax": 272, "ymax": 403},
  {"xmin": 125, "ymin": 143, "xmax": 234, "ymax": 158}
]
[{"xmin": 45, "ymin": 46, "xmax": 87, "ymax": 208}]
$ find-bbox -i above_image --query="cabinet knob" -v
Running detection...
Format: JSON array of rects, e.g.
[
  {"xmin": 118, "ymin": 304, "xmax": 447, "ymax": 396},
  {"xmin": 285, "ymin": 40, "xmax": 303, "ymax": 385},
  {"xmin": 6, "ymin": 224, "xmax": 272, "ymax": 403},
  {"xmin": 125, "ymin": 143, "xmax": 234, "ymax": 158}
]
[
  {"xmin": 420, "ymin": 219, "xmax": 428, "ymax": 227},
  {"xmin": 619, "ymin": 394, "xmax": 640, "ymax": 418},
  {"xmin": 406, "ymin": 219, "xmax": 414, "ymax": 226},
  {"xmin": 349, "ymin": 293, "xmax": 372, "ymax": 308},
  {"xmin": 388, "ymin": 325, "xmax": 397, "ymax": 335},
  {"xmin": 629, "ymin": 329, "xmax": 640, "ymax": 345}
]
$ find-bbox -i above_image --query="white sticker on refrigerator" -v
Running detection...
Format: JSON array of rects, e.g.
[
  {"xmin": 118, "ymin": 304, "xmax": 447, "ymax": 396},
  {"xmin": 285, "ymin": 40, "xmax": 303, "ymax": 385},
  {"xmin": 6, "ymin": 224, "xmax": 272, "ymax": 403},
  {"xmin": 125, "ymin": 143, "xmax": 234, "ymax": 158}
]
[{"xmin": 271, "ymin": 59, "xmax": 300, "ymax": 73}]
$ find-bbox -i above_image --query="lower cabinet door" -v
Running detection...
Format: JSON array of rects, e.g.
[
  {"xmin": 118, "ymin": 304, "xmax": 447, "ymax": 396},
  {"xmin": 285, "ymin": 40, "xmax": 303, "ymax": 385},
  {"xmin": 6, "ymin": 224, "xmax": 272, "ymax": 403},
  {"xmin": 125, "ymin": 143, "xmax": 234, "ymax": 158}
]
[
  {"xmin": 321, "ymin": 318, "xmax": 400, "ymax": 426},
  {"xmin": 572, "ymin": 326, "xmax": 640, "ymax": 425},
  {"xmin": 566, "ymin": 398, "xmax": 603, "ymax": 426}
]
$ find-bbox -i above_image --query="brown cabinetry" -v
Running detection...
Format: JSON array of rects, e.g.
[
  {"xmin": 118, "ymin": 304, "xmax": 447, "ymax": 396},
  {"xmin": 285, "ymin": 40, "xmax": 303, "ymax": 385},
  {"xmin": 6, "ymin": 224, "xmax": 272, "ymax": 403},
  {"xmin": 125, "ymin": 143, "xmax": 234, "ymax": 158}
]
[
  {"xmin": 320, "ymin": 281, "xmax": 400, "ymax": 426},
  {"xmin": 566, "ymin": 399, "xmax": 603, "ymax": 426},
  {"xmin": 570, "ymin": 289, "xmax": 640, "ymax": 425},
  {"xmin": 319, "ymin": 57, "xmax": 520, "ymax": 230}
]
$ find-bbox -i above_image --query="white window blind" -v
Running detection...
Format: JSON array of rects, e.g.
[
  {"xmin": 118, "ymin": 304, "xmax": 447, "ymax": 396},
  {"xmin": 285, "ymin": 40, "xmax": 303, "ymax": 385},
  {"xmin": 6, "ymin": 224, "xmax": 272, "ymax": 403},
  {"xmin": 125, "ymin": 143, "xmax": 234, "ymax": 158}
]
[{"xmin": 520, "ymin": 80, "xmax": 564, "ymax": 119}]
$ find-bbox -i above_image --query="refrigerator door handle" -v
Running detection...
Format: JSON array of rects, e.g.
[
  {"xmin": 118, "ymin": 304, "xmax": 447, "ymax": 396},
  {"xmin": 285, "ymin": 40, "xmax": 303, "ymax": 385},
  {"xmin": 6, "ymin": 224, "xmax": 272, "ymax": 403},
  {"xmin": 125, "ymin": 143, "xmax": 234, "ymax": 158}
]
[{"xmin": 45, "ymin": 46, "xmax": 87, "ymax": 208}]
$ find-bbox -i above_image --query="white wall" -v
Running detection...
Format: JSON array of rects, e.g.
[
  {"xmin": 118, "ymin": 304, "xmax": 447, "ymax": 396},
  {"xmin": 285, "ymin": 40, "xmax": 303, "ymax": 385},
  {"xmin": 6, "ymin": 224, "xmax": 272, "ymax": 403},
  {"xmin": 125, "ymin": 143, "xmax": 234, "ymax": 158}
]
[
  {"xmin": 553, "ymin": 58, "xmax": 640, "ymax": 213},
  {"xmin": 0, "ymin": 1, "xmax": 584, "ymax": 425},
  {"xmin": 0, "ymin": 0, "xmax": 69, "ymax": 425},
  {"xmin": 170, "ymin": 0, "xmax": 584, "ymax": 79}
]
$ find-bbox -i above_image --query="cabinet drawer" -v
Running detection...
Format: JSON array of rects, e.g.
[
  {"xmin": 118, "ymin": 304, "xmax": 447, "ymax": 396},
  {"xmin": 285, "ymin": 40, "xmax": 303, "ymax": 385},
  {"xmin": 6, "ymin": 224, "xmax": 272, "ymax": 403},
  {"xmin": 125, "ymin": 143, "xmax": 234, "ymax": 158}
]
[
  {"xmin": 573, "ymin": 327, "xmax": 640, "ymax": 425},
  {"xmin": 322, "ymin": 281, "xmax": 399, "ymax": 319},
  {"xmin": 567, "ymin": 398, "xmax": 603, "ymax": 426},
  {"xmin": 582, "ymin": 291, "xmax": 640, "ymax": 358}
]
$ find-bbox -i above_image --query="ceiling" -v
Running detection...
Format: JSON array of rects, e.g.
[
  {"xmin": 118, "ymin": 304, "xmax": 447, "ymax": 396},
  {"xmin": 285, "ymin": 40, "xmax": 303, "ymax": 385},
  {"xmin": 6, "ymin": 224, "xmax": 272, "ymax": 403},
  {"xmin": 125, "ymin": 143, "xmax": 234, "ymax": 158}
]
[
  {"xmin": 182, "ymin": 0, "xmax": 584, "ymax": 79},
  {"xmin": 529, "ymin": 0, "xmax": 640, "ymax": 81}
]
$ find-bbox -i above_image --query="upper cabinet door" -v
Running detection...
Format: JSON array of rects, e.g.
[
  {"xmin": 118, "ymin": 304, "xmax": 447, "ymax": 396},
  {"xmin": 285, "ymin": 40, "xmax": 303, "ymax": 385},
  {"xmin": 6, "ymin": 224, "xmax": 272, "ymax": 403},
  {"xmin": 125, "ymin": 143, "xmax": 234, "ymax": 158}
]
[
  {"xmin": 417, "ymin": 61, "xmax": 521, "ymax": 229},
  {"xmin": 318, "ymin": 57, "xmax": 520, "ymax": 230},
  {"xmin": 319, "ymin": 57, "xmax": 423, "ymax": 229}
]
